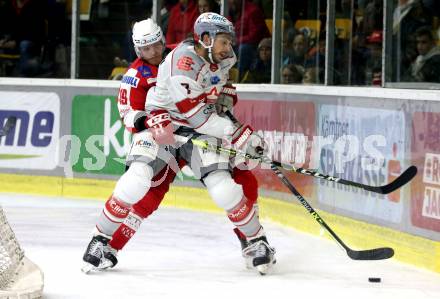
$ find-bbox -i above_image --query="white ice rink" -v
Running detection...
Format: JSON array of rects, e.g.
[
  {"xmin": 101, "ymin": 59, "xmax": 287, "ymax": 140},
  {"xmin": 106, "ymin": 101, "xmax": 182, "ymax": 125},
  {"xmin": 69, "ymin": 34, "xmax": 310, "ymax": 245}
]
[{"xmin": 1, "ymin": 193, "xmax": 440, "ymax": 299}]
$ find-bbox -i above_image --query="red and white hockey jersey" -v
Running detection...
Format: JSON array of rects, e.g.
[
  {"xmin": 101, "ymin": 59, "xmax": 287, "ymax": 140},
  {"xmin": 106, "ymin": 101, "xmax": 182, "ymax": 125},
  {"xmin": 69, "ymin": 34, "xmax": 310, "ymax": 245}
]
[
  {"xmin": 117, "ymin": 57, "xmax": 158, "ymax": 133},
  {"xmin": 146, "ymin": 41, "xmax": 237, "ymax": 139}
]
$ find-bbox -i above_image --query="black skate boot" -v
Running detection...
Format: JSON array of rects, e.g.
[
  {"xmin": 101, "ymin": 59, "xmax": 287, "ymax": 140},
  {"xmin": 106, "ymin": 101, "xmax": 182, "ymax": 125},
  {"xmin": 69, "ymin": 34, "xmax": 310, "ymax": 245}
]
[
  {"xmin": 83, "ymin": 235, "xmax": 109, "ymax": 267},
  {"xmin": 102, "ymin": 246, "xmax": 118, "ymax": 269},
  {"xmin": 244, "ymin": 236, "xmax": 276, "ymax": 275},
  {"xmin": 233, "ymin": 228, "xmax": 249, "ymax": 250},
  {"xmin": 233, "ymin": 228, "xmax": 253, "ymax": 269},
  {"xmin": 82, "ymin": 234, "xmax": 118, "ymax": 273}
]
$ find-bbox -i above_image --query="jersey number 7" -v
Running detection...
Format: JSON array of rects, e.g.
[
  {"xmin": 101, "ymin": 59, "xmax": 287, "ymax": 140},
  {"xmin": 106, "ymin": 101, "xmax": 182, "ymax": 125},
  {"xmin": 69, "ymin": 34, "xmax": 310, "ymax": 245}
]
[{"xmin": 181, "ymin": 83, "xmax": 191, "ymax": 95}]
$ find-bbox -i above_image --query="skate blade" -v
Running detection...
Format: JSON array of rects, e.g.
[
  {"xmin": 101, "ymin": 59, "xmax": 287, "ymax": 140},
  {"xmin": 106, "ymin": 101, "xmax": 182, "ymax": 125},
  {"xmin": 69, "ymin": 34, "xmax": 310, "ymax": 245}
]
[
  {"xmin": 256, "ymin": 259, "xmax": 276, "ymax": 275},
  {"xmin": 244, "ymin": 257, "xmax": 253, "ymax": 270},
  {"xmin": 81, "ymin": 259, "xmax": 114, "ymax": 274},
  {"xmin": 81, "ymin": 263, "xmax": 97, "ymax": 274}
]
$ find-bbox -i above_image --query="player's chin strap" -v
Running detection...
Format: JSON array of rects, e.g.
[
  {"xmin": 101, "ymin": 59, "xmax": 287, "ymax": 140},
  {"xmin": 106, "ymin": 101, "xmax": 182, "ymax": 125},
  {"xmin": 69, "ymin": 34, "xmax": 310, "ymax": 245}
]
[{"xmin": 198, "ymin": 38, "xmax": 215, "ymax": 64}]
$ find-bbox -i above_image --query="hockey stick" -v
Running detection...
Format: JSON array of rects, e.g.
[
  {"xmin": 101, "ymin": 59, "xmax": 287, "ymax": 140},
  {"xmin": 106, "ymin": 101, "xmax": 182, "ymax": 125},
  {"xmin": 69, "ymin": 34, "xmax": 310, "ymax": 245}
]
[
  {"xmin": 0, "ymin": 116, "xmax": 17, "ymax": 138},
  {"xmin": 191, "ymin": 138, "xmax": 394, "ymax": 260},
  {"xmin": 283, "ymin": 164, "xmax": 417, "ymax": 195},
  {"xmin": 191, "ymin": 137, "xmax": 416, "ymax": 195},
  {"xmin": 268, "ymin": 162, "xmax": 394, "ymax": 260},
  {"xmin": 218, "ymin": 111, "xmax": 417, "ymax": 194}
]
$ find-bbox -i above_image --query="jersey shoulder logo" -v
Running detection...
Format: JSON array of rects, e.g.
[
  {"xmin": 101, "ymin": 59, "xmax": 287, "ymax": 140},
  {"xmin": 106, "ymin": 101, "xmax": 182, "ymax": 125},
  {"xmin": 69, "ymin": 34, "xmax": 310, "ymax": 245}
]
[
  {"xmin": 137, "ymin": 65, "xmax": 153, "ymax": 78},
  {"xmin": 176, "ymin": 56, "xmax": 195, "ymax": 71},
  {"xmin": 121, "ymin": 75, "xmax": 140, "ymax": 87}
]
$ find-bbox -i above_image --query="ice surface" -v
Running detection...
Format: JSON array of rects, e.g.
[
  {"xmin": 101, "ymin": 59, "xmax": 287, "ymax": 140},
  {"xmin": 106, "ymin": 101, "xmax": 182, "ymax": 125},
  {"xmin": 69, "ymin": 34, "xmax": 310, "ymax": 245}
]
[{"xmin": 1, "ymin": 193, "xmax": 439, "ymax": 299}]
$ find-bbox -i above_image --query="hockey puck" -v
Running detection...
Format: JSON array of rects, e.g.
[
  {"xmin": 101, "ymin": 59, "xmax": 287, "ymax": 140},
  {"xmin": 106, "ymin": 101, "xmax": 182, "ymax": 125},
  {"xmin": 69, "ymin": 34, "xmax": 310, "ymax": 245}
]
[{"xmin": 368, "ymin": 277, "xmax": 381, "ymax": 283}]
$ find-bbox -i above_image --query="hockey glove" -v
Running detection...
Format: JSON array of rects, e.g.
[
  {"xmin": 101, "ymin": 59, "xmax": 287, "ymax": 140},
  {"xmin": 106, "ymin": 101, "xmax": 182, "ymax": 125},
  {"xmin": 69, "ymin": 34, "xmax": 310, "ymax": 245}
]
[
  {"xmin": 216, "ymin": 85, "xmax": 238, "ymax": 115},
  {"xmin": 146, "ymin": 110, "xmax": 175, "ymax": 145},
  {"xmin": 231, "ymin": 124, "xmax": 266, "ymax": 158}
]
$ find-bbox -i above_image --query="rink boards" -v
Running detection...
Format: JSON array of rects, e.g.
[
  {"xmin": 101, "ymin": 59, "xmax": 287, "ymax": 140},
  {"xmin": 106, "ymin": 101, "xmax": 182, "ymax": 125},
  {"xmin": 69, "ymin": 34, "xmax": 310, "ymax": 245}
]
[{"xmin": 0, "ymin": 78, "xmax": 440, "ymax": 273}]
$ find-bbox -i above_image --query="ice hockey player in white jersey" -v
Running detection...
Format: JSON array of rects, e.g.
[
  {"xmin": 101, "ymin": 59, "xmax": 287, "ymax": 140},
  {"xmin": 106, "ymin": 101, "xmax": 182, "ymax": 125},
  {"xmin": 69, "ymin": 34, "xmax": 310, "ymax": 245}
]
[
  {"xmin": 146, "ymin": 12, "xmax": 276, "ymax": 275},
  {"xmin": 81, "ymin": 17, "xmax": 269, "ymax": 275}
]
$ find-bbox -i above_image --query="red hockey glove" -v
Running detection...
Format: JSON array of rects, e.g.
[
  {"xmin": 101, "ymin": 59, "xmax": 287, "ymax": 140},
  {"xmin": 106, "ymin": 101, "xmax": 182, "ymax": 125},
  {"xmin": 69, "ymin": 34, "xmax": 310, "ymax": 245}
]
[{"xmin": 146, "ymin": 110, "xmax": 175, "ymax": 145}]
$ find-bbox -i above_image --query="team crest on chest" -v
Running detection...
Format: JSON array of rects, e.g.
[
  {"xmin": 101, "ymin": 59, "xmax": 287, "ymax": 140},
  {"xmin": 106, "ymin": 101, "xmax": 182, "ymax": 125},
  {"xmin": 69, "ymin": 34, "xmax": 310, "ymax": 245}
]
[{"xmin": 177, "ymin": 56, "xmax": 195, "ymax": 71}]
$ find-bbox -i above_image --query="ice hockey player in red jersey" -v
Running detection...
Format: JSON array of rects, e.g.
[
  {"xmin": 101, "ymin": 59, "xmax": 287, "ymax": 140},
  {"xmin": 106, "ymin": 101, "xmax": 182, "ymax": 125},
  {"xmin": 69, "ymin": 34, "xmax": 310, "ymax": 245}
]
[
  {"xmin": 81, "ymin": 19, "xmax": 179, "ymax": 273},
  {"xmin": 145, "ymin": 12, "xmax": 276, "ymax": 274}
]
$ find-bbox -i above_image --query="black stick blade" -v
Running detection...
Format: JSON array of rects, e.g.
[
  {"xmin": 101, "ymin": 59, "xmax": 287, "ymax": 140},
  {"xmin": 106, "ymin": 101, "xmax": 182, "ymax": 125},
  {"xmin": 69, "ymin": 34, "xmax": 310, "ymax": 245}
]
[
  {"xmin": 364, "ymin": 166, "xmax": 418, "ymax": 194},
  {"xmin": 347, "ymin": 247, "xmax": 394, "ymax": 260},
  {"xmin": 380, "ymin": 166, "xmax": 417, "ymax": 194}
]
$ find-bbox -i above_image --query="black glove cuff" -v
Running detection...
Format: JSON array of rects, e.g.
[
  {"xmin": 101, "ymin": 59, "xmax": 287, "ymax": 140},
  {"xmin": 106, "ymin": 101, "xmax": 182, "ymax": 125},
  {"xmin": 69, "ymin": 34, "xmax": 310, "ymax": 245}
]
[{"xmin": 134, "ymin": 116, "xmax": 147, "ymax": 131}]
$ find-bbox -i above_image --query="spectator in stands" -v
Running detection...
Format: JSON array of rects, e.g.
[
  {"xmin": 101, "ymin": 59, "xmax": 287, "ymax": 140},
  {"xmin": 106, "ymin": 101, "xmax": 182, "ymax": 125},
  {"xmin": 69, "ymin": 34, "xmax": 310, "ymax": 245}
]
[
  {"xmin": 406, "ymin": 27, "xmax": 440, "ymax": 83},
  {"xmin": 302, "ymin": 65, "xmax": 324, "ymax": 84},
  {"xmin": 4, "ymin": 0, "xmax": 49, "ymax": 77},
  {"xmin": 166, "ymin": 0, "xmax": 198, "ymax": 46},
  {"xmin": 241, "ymin": 37, "xmax": 271, "ymax": 83},
  {"xmin": 363, "ymin": 0, "xmax": 383, "ymax": 36},
  {"xmin": 282, "ymin": 27, "xmax": 295, "ymax": 59},
  {"xmin": 393, "ymin": 0, "xmax": 432, "ymax": 78},
  {"xmin": 161, "ymin": 0, "xmax": 179, "ymax": 39},
  {"xmin": 108, "ymin": 57, "xmax": 129, "ymax": 80},
  {"xmin": 252, "ymin": 0, "xmax": 272, "ymax": 19},
  {"xmin": 283, "ymin": 31, "xmax": 309, "ymax": 67},
  {"xmin": 364, "ymin": 30, "xmax": 383, "ymax": 86},
  {"xmin": 198, "ymin": 0, "xmax": 219, "ymax": 14},
  {"xmin": 281, "ymin": 64, "xmax": 303, "ymax": 84},
  {"xmin": 306, "ymin": 31, "xmax": 326, "ymax": 71},
  {"xmin": 228, "ymin": 0, "xmax": 270, "ymax": 80}
]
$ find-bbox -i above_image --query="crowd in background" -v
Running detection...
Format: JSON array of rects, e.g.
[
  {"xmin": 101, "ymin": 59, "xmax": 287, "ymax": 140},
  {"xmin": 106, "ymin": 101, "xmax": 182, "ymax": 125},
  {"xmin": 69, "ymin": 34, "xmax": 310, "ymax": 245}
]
[{"xmin": 0, "ymin": 0, "xmax": 439, "ymax": 85}]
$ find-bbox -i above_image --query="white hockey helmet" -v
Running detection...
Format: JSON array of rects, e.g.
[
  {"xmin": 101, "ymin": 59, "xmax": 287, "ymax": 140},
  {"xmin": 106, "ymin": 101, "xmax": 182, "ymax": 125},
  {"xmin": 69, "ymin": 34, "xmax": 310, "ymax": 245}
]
[
  {"xmin": 193, "ymin": 12, "xmax": 235, "ymax": 62},
  {"xmin": 132, "ymin": 19, "xmax": 164, "ymax": 58},
  {"xmin": 194, "ymin": 13, "xmax": 235, "ymax": 46}
]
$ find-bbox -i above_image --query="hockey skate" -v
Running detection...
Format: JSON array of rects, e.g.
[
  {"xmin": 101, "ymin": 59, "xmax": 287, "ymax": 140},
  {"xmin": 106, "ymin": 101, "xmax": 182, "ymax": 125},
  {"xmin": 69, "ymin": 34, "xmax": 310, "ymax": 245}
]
[
  {"xmin": 242, "ymin": 235, "xmax": 276, "ymax": 275},
  {"xmin": 233, "ymin": 228, "xmax": 252, "ymax": 269},
  {"xmin": 82, "ymin": 234, "xmax": 118, "ymax": 274}
]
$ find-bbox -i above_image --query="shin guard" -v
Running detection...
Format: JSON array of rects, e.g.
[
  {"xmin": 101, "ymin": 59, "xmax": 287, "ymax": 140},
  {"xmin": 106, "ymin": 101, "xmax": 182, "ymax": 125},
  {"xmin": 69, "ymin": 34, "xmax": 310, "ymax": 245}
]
[
  {"xmin": 96, "ymin": 195, "xmax": 131, "ymax": 236},
  {"xmin": 108, "ymin": 211, "xmax": 143, "ymax": 250}
]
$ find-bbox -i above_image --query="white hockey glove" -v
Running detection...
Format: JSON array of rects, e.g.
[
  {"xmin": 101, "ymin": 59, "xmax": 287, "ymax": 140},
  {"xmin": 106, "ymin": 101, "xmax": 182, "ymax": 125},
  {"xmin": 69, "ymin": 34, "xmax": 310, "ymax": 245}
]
[
  {"xmin": 146, "ymin": 110, "xmax": 175, "ymax": 145},
  {"xmin": 231, "ymin": 124, "xmax": 266, "ymax": 158},
  {"xmin": 216, "ymin": 85, "xmax": 238, "ymax": 116}
]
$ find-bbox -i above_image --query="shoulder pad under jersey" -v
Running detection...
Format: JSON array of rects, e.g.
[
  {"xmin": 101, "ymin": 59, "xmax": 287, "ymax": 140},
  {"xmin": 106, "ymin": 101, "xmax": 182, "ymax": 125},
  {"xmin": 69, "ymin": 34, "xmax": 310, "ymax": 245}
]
[{"xmin": 170, "ymin": 43, "xmax": 204, "ymax": 81}]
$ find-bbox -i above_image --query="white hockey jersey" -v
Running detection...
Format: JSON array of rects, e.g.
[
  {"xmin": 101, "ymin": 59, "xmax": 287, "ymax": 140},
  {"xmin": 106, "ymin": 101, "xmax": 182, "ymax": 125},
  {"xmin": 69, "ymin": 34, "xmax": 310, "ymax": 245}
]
[{"xmin": 146, "ymin": 40, "xmax": 237, "ymax": 139}]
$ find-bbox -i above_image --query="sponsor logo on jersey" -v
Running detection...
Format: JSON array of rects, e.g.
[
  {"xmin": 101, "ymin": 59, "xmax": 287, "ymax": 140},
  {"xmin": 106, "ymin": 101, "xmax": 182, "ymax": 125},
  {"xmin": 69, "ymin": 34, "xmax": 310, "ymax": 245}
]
[
  {"xmin": 135, "ymin": 139, "xmax": 154, "ymax": 148},
  {"xmin": 210, "ymin": 75, "xmax": 220, "ymax": 85},
  {"xmin": 177, "ymin": 56, "xmax": 194, "ymax": 71},
  {"xmin": 121, "ymin": 75, "xmax": 140, "ymax": 87},
  {"xmin": 147, "ymin": 77, "xmax": 156, "ymax": 85},
  {"xmin": 137, "ymin": 65, "xmax": 152, "ymax": 78},
  {"xmin": 106, "ymin": 197, "xmax": 129, "ymax": 218}
]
